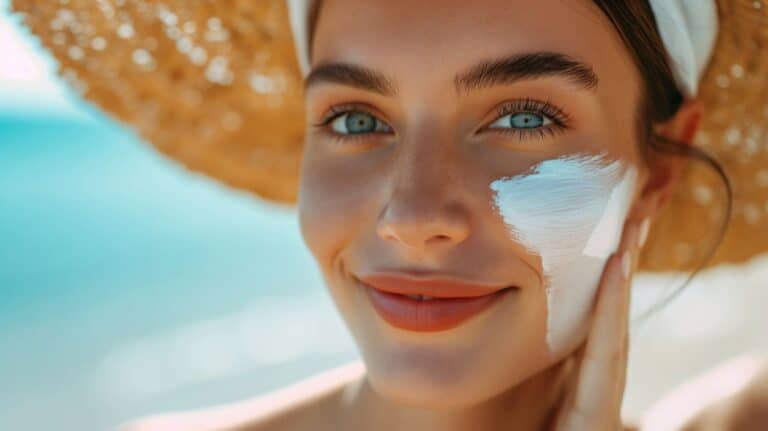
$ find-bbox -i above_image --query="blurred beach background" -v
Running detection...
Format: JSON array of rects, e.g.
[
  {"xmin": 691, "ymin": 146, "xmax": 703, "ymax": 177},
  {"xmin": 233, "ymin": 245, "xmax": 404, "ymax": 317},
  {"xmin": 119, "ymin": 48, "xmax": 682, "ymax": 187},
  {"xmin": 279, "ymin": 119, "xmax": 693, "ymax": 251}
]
[{"xmin": 1, "ymin": 2, "xmax": 767, "ymax": 430}]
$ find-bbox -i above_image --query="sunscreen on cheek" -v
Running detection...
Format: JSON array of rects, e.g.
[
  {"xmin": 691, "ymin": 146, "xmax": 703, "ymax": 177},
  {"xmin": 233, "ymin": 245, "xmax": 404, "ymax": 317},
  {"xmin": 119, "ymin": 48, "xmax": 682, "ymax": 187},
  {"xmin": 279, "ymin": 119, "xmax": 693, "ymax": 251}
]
[{"xmin": 489, "ymin": 154, "xmax": 637, "ymax": 354}]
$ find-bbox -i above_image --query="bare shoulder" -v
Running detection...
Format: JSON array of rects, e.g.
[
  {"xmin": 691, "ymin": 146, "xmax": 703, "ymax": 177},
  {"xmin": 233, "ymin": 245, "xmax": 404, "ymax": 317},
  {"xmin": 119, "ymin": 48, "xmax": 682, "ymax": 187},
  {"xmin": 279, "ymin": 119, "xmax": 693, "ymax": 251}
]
[
  {"xmin": 116, "ymin": 360, "xmax": 366, "ymax": 431},
  {"xmin": 641, "ymin": 354, "xmax": 767, "ymax": 430}
]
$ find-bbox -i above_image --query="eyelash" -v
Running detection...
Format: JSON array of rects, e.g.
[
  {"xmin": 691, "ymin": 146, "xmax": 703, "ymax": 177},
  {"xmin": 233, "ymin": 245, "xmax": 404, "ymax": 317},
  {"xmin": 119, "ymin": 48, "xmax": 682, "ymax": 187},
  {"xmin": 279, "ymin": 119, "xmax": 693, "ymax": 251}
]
[
  {"xmin": 492, "ymin": 97, "xmax": 571, "ymax": 140},
  {"xmin": 312, "ymin": 97, "xmax": 572, "ymax": 144},
  {"xmin": 312, "ymin": 103, "xmax": 384, "ymax": 145}
]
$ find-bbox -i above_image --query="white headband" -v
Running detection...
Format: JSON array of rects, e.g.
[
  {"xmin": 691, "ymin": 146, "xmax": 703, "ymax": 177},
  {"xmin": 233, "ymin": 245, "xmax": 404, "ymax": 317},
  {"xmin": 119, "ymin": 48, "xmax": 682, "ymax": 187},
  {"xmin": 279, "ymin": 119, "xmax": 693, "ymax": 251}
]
[{"xmin": 286, "ymin": 0, "xmax": 719, "ymax": 97}]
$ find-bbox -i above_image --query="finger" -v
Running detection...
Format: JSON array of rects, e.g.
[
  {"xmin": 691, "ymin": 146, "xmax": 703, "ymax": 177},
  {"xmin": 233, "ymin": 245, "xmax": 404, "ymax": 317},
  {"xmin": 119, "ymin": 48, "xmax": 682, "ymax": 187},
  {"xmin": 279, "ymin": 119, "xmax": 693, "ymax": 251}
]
[
  {"xmin": 577, "ymin": 221, "xmax": 638, "ymax": 398},
  {"xmin": 554, "ymin": 252, "xmax": 627, "ymax": 430},
  {"xmin": 615, "ymin": 249, "xmax": 640, "ymax": 403},
  {"xmin": 614, "ymin": 219, "xmax": 645, "ymax": 400},
  {"xmin": 556, "ymin": 252, "xmax": 627, "ymax": 430},
  {"xmin": 615, "ymin": 316, "xmax": 630, "ymax": 414},
  {"xmin": 559, "ymin": 219, "xmax": 641, "ymax": 429}
]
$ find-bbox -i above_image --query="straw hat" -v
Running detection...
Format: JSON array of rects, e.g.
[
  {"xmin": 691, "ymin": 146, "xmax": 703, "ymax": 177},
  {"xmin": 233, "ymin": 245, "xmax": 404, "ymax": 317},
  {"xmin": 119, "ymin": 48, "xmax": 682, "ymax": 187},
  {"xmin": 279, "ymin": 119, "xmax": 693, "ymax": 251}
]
[{"xmin": 9, "ymin": 0, "xmax": 768, "ymax": 273}]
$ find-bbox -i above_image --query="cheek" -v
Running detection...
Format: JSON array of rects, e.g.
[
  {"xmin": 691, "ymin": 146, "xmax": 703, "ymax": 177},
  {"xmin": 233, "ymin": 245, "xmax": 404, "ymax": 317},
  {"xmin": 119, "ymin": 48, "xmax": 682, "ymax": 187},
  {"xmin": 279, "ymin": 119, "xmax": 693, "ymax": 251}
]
[
  {"xmin": 297, "ymin": 148, "xmax": 379, "ymax": 267},
  {"xmin": 490, "ymin": 154, "xmax": 637, "ymax": 356}
]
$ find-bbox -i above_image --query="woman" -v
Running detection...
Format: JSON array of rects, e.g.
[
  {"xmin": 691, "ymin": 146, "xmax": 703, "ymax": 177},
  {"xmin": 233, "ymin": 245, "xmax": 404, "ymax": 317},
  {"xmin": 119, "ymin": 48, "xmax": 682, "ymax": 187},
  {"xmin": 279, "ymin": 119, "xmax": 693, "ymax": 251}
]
[{"xmin": 12, "ymin": 0, "xmax": 768, "ymax": 429}]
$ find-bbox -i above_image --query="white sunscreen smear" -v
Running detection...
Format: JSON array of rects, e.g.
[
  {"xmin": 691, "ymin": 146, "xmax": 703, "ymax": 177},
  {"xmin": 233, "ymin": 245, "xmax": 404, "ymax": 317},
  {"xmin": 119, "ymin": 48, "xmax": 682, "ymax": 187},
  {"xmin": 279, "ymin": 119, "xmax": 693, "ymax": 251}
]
[{"xmin": 489, "ymin": 153, "xmax": 637, "ymax": 353}]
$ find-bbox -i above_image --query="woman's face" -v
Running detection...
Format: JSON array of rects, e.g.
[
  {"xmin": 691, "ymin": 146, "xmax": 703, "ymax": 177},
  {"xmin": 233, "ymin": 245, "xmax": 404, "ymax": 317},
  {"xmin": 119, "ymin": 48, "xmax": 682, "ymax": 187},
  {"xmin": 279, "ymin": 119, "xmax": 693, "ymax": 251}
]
[{"xmin": 298, "ymin": 0, "xmax": 648, "ymax": 408}]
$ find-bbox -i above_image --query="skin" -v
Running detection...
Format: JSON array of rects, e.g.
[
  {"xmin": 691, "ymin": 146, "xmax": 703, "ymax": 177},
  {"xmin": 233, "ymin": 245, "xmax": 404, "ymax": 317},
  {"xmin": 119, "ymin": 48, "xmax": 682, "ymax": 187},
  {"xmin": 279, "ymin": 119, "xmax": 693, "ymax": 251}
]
[
  {"xmin": 121, "ymin": 0, "xmax": 707, "ymax": 430},
  {"xmin": 678, "ymin": 363, "xmax": 768, "ymax": 431},
  {"xmin": 295, "ymin": 0, "xmax": 698, "ymax": 429},
  {"xmin": 643, "ymin": 354, "xmax": 768, "ymax": 430}
]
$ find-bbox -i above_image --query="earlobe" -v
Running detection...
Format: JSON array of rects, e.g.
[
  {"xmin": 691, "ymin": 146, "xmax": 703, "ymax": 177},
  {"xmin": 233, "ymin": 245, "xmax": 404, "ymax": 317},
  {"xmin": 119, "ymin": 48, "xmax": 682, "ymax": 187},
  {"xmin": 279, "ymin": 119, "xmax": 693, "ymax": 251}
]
[
  {"xmin": 635, "ymin": 160, "xmax": 683, "ymax": 228},
  {"xmin": 680, "ymin": 108, "xmax": 703, "ymax": 144},
  {"xmin": 637, "ymin": 98, "xmax": 704, "ymax": 225}
]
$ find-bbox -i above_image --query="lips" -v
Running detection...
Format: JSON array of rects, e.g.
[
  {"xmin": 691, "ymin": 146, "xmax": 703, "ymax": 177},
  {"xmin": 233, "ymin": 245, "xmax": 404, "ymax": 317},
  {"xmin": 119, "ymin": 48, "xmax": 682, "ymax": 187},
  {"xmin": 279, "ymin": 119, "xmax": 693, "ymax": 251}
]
[
  {"xmin": 358, "ymin": 272, "xmax": 511, "ymax": 298},
  {"xmin": 356, "ymin": 272, "xmax": 514, "ymax": 332}
]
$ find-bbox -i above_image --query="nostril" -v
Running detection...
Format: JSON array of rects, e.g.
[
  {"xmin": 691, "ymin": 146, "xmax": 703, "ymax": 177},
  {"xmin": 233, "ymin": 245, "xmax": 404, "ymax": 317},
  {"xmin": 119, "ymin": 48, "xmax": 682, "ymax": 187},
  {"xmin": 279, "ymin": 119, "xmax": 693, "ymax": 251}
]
[{"xmin": 426, "ymin": 234, "xmax": 452, "ymax": 244}]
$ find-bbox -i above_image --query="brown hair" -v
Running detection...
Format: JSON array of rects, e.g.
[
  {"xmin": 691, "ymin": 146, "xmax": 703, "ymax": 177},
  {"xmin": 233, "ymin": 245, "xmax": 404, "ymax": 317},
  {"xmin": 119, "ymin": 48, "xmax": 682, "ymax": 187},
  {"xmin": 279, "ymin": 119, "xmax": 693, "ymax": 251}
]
[
  {"xmin": 307, "ymin": 0, "xmax": 323, "ymax": 61},
  {"xmin": 592, "ymin": 0, "xmax": 732, "ymax": 315}
]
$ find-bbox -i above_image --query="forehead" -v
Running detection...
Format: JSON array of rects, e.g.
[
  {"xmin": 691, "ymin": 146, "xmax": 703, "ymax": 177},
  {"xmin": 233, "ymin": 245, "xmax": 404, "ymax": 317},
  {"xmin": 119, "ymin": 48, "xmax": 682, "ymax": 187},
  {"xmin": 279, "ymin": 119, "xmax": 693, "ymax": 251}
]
[{"xmin": 310, "ymin": 0, "xmax": 640, "ymax": 103}]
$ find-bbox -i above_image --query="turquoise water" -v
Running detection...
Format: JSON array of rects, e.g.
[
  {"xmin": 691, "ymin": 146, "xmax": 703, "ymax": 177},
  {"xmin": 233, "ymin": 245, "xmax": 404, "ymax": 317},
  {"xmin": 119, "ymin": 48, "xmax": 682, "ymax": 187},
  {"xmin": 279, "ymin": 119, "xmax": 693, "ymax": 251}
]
[
  {"xmin": 0, "ymin": 112, "xmax": 357, "ymax": 430},
  {"xmin": 0, "ymin": 6, "xmax": 356, "ymax": 427}
]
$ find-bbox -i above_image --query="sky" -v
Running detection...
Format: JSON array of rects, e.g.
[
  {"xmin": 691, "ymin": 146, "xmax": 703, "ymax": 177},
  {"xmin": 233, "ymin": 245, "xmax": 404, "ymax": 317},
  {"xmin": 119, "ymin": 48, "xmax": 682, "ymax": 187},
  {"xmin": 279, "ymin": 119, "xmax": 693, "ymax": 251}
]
[{"xmin": 0, "ymin": 0, "xmax": 90, "ymax": 118}]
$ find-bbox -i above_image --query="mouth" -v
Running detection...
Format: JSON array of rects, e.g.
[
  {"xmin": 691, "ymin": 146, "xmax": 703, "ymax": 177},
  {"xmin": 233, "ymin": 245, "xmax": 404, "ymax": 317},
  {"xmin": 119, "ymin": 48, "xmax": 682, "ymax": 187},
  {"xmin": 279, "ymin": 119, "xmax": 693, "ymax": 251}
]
[{"xmin": 354, "ymin": 276, "xmax": 516, "ymax": 332}]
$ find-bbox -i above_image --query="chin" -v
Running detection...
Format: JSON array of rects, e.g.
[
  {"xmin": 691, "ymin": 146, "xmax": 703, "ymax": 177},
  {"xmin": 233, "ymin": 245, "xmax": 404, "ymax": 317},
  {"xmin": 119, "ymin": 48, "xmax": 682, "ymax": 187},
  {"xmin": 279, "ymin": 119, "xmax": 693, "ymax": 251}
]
[
  {"xmin": 366, "ymin": 368, "xmax": 491, "ymax": 409},
  {"xmin": 360, "ymin": 351, "xmax": 533, "ymax": 410}
]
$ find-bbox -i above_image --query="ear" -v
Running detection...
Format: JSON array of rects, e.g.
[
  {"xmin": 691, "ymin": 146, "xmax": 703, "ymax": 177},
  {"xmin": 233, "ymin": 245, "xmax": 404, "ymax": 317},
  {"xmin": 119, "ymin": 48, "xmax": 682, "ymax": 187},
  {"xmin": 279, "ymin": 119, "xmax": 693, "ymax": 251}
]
[{"xmin": 635, "ymin": 98, "xmax": 704, "ymax": 221}]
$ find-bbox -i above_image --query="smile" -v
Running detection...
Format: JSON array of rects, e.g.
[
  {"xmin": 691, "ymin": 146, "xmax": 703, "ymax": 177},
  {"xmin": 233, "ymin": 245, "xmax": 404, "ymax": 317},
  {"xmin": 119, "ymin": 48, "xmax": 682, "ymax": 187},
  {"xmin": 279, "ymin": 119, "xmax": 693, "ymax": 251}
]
[{"xmin": 355, "ymin": 275, "xmax": 515, "ymax": 332}]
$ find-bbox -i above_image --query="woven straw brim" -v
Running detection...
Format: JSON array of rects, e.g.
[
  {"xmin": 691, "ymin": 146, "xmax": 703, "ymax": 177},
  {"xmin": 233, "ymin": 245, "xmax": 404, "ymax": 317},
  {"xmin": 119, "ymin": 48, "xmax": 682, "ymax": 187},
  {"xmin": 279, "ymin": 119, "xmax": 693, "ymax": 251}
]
[{"xmin": 9, "ymin": 0, "xmax": 768, "ymax": 272}]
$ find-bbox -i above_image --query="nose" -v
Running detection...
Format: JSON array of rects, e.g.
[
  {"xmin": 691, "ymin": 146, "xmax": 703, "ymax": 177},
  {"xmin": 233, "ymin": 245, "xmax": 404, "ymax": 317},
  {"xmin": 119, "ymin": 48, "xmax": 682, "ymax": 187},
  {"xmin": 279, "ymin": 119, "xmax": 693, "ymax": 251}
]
[
  {"xmin": 376, "ymin": 144, "xmax": 471, "ymax": 254},
  {"xmin": 377, "ymin": 190, "xmax": 471, "ymax": 253}
]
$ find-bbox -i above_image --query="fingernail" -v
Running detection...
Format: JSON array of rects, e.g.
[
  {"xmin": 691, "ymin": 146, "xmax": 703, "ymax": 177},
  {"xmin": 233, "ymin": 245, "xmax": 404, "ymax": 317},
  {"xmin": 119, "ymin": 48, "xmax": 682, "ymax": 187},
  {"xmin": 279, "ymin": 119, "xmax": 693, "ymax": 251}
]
[
  {"xmin": 638, "ymin": 217, "xmax": 651, "ymax": 248},
  {"xmin": 621, "ymin": 250, "xmax": 632, "ymax": 279}
]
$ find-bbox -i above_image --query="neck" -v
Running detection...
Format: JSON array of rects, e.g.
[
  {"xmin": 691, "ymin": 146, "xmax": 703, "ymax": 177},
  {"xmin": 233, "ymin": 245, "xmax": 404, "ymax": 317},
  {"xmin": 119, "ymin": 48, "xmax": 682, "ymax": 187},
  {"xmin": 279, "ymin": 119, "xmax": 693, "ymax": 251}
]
[{"xmin": 340, "ymin": 356, "xmax": 577, "ymax": 431}]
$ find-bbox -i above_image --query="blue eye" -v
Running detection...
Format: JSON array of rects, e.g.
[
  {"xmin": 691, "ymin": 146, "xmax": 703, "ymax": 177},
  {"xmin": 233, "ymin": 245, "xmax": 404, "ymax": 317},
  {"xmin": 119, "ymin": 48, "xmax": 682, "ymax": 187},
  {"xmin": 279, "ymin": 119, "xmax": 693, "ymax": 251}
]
[
  {"xmin": 330, "ymin": 111, "xmax": 392, "ymax": 135},
  {"xmin": 317, "ymin": 99, "xmax": 569, "ymax": 145},
  {"xmin": 488, "ymin": 112, "xmax": 553, "ymax": 130}
]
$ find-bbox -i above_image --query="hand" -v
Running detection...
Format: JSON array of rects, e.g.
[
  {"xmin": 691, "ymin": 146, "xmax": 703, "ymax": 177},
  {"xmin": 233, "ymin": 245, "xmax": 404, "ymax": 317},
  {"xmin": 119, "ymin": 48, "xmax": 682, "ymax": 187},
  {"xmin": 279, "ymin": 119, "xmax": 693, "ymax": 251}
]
[{"xmin": 551, "ymin": 217, "xmax": 648, "ymax": 431}]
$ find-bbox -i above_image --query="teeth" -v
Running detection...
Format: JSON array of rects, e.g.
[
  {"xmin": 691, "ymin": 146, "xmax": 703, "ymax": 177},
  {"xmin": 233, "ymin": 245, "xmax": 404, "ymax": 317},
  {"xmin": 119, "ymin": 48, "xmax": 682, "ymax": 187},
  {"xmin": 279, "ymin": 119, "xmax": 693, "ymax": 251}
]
[{"xmin": 404, "ymin": 294, "xmax": 436, "ymax": 300}]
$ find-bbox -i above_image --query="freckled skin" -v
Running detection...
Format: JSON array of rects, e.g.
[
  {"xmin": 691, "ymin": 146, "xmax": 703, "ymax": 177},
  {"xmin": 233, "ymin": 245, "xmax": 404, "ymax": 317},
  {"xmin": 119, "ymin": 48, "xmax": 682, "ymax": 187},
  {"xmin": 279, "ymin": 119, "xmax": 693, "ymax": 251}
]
[
  {"xmin": 299, "ymin": 1, "xmax": 651, "ymax": 423},
  {"xmin": 292, "ymin": 0, "xmax": 668, "ymax": 427},
  {"xmin": 490, "ymin": 155, "xmax": 637, "ymax": 355},
  {"xmin": 115, "ymin": 0, "xmax": 707, "ymax": 429}
]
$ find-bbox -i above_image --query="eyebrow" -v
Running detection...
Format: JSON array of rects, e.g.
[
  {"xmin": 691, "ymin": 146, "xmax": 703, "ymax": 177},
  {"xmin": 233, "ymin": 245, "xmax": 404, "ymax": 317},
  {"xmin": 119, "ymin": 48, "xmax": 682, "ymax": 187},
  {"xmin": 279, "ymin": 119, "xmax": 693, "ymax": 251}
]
[
  {"xmin": 305, "ymin": 62, "xmax": 397, "ymax": 96},
  {"xmin": 455, "ymin": 51, "xmax": 599, "ymax": 95},
  {"xmin": 304, "ymin": 51, "xmax": 599, "ymax": 96}
]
